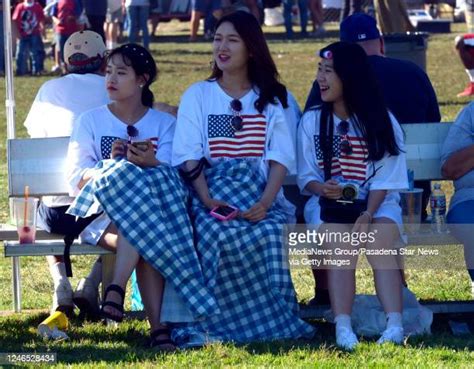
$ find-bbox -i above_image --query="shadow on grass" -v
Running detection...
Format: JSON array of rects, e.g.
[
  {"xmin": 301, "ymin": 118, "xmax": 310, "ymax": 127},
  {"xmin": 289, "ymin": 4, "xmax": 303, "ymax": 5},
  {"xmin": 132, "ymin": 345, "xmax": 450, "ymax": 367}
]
[{"xmin": 1, "ymin": 313, "xmax": 474, "ymax": 364}]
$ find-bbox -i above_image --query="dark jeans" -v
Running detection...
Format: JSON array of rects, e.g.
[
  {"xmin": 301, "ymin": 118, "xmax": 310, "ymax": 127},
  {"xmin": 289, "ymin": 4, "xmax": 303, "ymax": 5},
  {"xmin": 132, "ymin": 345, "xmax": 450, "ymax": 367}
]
[
  {"xmin": 447, "ymin": 200, "xmax": 474, "ymax": 282},
  {"xmin": 282, "ymin": 0, "xmax": 308, "ymax": 36},
  {"xmin": 87, "ymin": 15, "xmax": 106, "ymax": 42},
  {"xmin": 340, "ymin": 0, "xmax": 362, "ymax": 21},
  {"xmin": 16, "ymin": 34, "xmax": 45, "ymax": 75}
]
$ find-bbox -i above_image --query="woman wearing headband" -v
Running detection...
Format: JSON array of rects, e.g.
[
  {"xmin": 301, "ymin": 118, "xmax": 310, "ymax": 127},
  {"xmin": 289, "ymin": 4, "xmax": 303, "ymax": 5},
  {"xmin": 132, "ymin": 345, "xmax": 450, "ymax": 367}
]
[
  {"xmin": 67, "ymin": 43, "xmax": 177, "ymax": 350},
  {"xmin": 170, "ymin": 11, "xmax": 315, "ymax": 346},
  {"xmin": 297, "ymin": 41, "xmax": 408, "ymax": 350}
]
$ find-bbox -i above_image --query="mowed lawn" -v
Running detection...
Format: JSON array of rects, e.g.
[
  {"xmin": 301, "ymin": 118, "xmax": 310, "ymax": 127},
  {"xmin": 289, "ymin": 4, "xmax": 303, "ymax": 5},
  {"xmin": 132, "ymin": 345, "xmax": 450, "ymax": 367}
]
[{"xmin": 1, "ymin": 21, "xmax": 474, "ymax": 367}]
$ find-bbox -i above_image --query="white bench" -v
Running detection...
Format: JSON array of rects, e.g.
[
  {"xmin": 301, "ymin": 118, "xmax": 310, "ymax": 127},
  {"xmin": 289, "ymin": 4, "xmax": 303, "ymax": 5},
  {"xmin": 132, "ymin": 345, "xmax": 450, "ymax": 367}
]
[
  {"xmin": 2, "ymin": 123, "xmax": 467, "ymax": 315},
  {"xmin": 1, "ymin": 137, "xmax": 115, "ymax": 313}
]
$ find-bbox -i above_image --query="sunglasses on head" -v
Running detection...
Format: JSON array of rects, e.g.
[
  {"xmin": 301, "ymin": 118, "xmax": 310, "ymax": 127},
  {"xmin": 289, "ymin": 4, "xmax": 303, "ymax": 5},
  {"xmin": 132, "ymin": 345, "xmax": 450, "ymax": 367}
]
[
  {"xmin": 230, "ymin": 99, "xmax": 243, "ymax": 131},
  {"xmin": 127, "ymin": 125, "xmax": 138, "ymax": 141},
  {"xmin": 337, "ymin": 120, "xmax": 353, "ymax": 155}
]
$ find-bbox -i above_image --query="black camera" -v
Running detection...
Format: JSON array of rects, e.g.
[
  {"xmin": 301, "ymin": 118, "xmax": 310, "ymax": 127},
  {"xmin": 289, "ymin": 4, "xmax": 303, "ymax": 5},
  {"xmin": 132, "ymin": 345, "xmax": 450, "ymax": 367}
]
[{"xmin": 340, "ymin": 183, "xmax": 359, "ymax": 202}]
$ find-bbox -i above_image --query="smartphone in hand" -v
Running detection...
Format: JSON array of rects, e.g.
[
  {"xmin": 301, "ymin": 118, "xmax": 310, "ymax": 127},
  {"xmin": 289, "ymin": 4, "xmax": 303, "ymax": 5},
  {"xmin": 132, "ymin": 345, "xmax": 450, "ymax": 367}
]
[
  {"xmin": 131, "ymin": 141, "xmax": 150, "ymax": 152},
  {"xmin": 210, "ymin": 205, "xmax": 239, "ymax": 221}
]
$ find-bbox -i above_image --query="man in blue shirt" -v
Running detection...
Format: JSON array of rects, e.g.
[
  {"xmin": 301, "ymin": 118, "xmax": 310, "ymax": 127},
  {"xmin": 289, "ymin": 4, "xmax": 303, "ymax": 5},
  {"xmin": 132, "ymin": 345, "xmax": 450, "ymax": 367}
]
[
  {"xmin": 305, "ymin": 13, "xmax": 440, "ymax": 123},
  {"xmin": 305, "ymin": 13, "xmax": 441, "ymax": 306}
]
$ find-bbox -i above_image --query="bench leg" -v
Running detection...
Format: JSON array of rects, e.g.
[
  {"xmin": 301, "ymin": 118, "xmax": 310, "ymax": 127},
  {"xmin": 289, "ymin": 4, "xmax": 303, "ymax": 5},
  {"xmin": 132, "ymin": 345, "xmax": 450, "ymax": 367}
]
[
  {"xmin": 12, "ymin": 257, "xmax": 21, "ymax": 313},
  {"xmin": 101, "ymin": 254, "xmax": 116, "ymax": 300}
]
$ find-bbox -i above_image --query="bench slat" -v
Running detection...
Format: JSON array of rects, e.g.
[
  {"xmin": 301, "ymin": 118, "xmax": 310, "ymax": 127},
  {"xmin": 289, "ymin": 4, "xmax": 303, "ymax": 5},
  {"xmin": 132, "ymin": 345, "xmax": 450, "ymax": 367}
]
[{"xmin": 4, "ymin": 241, "xmax": 113, "ymax": 257}]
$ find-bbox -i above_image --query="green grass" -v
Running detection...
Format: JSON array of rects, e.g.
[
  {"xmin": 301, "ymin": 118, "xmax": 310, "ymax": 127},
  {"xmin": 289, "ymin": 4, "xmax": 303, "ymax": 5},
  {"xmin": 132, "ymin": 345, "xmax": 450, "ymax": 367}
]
[{"xmin": 1, "ymin": 21, "xmax": 474, "ymax": 367}]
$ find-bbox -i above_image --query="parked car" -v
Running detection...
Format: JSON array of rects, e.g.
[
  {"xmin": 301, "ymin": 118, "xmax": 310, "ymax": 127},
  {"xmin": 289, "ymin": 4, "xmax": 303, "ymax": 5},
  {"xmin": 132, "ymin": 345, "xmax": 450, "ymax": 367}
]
[{"xmin": 408, "ymin": 9, "xmax": 433, "ymax": 26}]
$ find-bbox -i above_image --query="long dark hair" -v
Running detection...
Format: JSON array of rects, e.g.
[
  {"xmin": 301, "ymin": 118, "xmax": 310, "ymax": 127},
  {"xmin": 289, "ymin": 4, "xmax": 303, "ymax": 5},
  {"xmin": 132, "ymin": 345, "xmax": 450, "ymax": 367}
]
[
  {"xmin": 319, "ymin": 41, "xmax": 401, "ymax": 160},
  {"xmin": 209, "ymin": 11, "xmax": 288, "ymax": 112},
  {"xmin": 106, "ymin": 43, "xmax": 157, "ymax": 108}
]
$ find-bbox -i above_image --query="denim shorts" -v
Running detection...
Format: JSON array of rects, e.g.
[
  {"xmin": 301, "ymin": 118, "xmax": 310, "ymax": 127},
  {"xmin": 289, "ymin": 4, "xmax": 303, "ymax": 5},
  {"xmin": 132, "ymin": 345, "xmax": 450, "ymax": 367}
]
[{"xmin": 192, "ymin": 0, "xmax": 222, "ymax": 13}]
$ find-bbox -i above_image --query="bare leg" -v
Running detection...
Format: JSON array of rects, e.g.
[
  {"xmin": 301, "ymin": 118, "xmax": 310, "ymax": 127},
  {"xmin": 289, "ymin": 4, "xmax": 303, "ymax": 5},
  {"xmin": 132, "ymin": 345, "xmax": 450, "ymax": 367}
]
[
  {"xmin": 98, "ymin": 223, "xmax": 119, "ymax": 250},
  {"xmin": 308, "ymin": 0, "xmax": 324, "ymax": 32},
  {"xmin": 136, "ymin": 259, "xmax": 174, "ymax": 349},
  {"xmin": 245, "ymin": 0, "xmax": 261, "ymax": 22},
  {"xmin": 102, "ymin": 232, "xmax": 139, "ymax": 319},
  {"xmin": 324, "ymin": 223, "xmax": 358, "ymax": 316},
  {"xmin": 366, "ymin": 217, "xmax": 403, "ymax": 313},
  {"xmin": 325, "ymin": 223, "xmax": 359, "ymax": 349},
  {"xmin": 190, "ymin": 10, "xmax": 203, "ymax": 41},
  {"xmin": 136, "ymin": 259, "xmax": 164, "ymax": 331}
]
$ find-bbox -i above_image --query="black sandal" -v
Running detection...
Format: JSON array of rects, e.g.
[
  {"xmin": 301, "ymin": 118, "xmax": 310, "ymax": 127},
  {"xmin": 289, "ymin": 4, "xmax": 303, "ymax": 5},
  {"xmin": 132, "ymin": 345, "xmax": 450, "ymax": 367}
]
[
  {"xmin": 149, "ymin": 328, "xmax": 176, "ymax": 351},
  {"xmin": 100, "ymin": 284, "xmax": 125, "ymax": 323}
]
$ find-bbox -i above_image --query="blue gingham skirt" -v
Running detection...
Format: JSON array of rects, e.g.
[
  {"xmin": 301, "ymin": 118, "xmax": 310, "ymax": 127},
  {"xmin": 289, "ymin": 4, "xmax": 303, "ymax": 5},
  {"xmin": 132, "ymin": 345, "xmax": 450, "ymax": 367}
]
[
  {"xmin": 67, "ymin": 159, "xmax": 218, "ymax": 320},
  {"xmin": 171, "ymin": 160, "xmax": 316, "ymax": 345}
]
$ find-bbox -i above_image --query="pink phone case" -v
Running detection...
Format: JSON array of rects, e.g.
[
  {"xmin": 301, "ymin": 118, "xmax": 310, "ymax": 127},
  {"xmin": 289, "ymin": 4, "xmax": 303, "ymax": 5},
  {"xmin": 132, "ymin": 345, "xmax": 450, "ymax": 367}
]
[{"xmin": 210, "ymin": 205, "xmax": 238, "ymax": 221}]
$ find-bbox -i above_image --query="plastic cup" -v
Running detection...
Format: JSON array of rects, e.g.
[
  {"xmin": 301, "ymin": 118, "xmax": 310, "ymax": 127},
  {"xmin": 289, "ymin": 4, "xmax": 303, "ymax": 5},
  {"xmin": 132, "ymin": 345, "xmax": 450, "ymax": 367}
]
[
  {"xmin": 12, "ymin": 198, "xmax": 39, "ymax": 244},
  {"xmin": 400, "ymin": 188, "xmax": 423, "ymax": 233},
  {"xmin": 38, "ymin": 311, "xmax": 69, "ymax": 331}
]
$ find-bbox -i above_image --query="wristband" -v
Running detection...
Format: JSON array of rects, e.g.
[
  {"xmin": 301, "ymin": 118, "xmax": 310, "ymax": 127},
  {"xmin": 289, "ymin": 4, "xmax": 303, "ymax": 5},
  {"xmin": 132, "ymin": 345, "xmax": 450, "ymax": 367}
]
[{"xmin": 360, "ymin": 210, "xmax": 373, "ymax": 223}]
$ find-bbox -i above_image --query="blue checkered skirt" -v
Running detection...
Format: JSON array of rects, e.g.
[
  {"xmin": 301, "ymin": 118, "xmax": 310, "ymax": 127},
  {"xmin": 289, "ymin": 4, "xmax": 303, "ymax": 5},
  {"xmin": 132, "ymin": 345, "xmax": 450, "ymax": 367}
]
[
  {"xmin": 172, "ymin": 160, "xmax": 316, "ymax": 345},
  {"xmin": 67, "ymin": 159, "xmax": 218, "ymax": 319}
]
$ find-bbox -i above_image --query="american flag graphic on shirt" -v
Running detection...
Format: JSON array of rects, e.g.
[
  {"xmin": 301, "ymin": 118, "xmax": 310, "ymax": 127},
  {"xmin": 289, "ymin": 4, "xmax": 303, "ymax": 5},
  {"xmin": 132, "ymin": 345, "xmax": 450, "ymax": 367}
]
[
  {"xmin": 208, "ymin": 114, "xmax": 267, "ymax": 158},
  {"xmin": 314, "ymin": 134, "xmax": 368, "ymax": 181},
  {"xmin": 100, "ymin": 136, "xmax": 159, "ymax": 159}
]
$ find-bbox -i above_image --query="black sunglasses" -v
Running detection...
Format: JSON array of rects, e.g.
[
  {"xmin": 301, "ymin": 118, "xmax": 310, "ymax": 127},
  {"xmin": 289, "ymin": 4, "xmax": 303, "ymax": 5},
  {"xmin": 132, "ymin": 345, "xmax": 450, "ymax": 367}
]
[
  {"xmin": 337, "ymin": 121, "xmax": 352, "ymax": 155},
  {"xmin": 230, "ymin": 99, "xmax": 243, "ymax": 131},
  {"xmin": 127, "ymin": 125, "xmax": 138, "ymax": 141}
]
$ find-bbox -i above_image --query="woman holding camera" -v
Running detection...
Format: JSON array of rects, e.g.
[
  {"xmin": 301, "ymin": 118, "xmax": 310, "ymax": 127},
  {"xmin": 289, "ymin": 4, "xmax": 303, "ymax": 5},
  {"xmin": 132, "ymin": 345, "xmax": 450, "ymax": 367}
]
[
  {"xmin": 296, "ymin": 42, "xmax": 408, "ymax": 350},
  {"xmin": 169, "ymin": 11, "xmax": 315, "ymax": 345},
  {"xmin": 67, "ymin": 43, "xmax": 180, "ymax": 350}
]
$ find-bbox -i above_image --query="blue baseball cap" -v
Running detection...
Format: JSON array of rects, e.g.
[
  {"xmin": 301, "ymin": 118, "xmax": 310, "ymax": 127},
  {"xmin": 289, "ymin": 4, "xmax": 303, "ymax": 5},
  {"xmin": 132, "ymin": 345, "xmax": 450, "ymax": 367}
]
[{"xmin": 340, "ymin": 13, "xmax": 381, "ymax": 43}]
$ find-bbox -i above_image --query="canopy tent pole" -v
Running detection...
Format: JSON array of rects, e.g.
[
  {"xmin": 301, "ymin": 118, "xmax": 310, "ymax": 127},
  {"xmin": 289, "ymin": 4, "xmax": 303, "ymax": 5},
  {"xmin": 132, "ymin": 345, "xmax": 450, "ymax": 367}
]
[{"xmin": 4, "ymin": 0, "xmax": 16, "ymax": 139}]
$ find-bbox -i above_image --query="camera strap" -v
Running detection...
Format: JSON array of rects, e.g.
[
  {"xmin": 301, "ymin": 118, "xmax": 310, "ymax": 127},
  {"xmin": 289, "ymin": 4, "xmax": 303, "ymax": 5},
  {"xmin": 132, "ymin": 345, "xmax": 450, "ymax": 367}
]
[
  {"xmin": 317, "ymin": 107, "xmax": 383, "ymax": 190},
  {"xmin": 318, "ymin": 104, "xmax": 334, "ymax": 182}
]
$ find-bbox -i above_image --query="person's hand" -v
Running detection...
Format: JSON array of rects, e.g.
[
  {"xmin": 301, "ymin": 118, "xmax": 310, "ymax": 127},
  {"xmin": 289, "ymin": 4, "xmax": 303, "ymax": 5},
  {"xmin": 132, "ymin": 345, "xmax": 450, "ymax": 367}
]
[
  {"xmin": 202, "ymin": 197, "xmax": 228, "ymax": 210},
  {"xmin": 351, "ymin": 211, "xmax": 372, "ymax": 235},
  {"xmin": 241, "ymin": 201, "xmax": 269, "ymax": 222},
  {"xmin": 320, "ymin": 179, "xmax": 342, "ymax": 199},
  {"xmin": 111, "ymin": 140, "xmax": 127, "ymax": 159},
  {"xmin": 127, "ymin": 141, "xmax": 159, "ymax": 167},
  {"xmin": 153, "ymin": 102, "xmax": 178, "ymax": 117}
]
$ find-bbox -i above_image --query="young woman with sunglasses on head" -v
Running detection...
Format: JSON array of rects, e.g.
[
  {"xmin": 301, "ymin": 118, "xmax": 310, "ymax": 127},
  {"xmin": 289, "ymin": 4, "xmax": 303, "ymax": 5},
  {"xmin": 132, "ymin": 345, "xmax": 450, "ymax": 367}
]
[
  {"xmin": 297, "ymin": 42, "xmax": 408, "ymax": 350},
  {"xmin": 170, "ymin": 11, "xmax": 315, "ymax": 345},
  {"xmin": 67, "ymin": 43, "xmax": 178, "ymax": 350}
]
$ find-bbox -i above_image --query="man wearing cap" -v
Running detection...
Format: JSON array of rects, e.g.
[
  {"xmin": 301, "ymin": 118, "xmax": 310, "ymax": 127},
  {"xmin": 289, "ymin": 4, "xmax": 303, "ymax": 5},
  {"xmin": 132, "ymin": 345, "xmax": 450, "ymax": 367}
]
[
  {"xmin": 304, "ymin": 13, "xmax": 440, "ymax": 306},
  {"xmin": 24, "ymin": 30, "xmax": 116, "ymax": 318}
]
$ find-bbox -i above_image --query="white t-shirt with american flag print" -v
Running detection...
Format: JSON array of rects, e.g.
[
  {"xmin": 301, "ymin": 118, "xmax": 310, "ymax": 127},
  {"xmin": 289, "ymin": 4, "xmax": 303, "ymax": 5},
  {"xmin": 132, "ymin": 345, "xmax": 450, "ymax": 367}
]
[
  {"xmin": 67, "ymin": 104, "xmax": 176, "ymax": 196},
  {"xmin": 296, "ymin": 108, "xmax": 408, "ymax": 226},
  {"xmin": 173, "ymin": 80, "xmax": 295, "ymax": 174},
  {"xmin": 172, "ymin": 80, "xmax": 296, "ymax": 220}
]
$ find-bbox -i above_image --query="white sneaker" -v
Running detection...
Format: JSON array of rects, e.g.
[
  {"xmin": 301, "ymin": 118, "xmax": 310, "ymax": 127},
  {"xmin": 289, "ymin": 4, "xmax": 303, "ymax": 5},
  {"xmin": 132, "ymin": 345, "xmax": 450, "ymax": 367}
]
[
  {"xmin": 73, "ymin": 277, "xmax": 100, "ymax": 317},
  {"xmin": 52, "ymin": 279, "xmax": 73, "ymax": 313},
  {"xmin": 336, "ymin": 326, "xmax": 359, "ymax": 351},
  {"xmin": 377, "ymin": 326, "xmax": 404, "ymax": 345}
]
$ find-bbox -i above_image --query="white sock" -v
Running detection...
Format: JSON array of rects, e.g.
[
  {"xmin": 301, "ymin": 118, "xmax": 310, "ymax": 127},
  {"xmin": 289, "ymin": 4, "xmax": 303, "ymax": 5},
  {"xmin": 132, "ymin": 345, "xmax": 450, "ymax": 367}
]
[
  {"xmin": 335, "ymin": 314, "xmax": 353, "ymax": 332},
  {"xmin": 49, "ymin": 262, "xmax": 71, "ymax": 288},
  {"xmin": 466, "ymin": 69, "xmax": 474, "ymax": 82},
  {"xmin": 386, "ymin": 312, "xmax": 403, "ymax": 330},
  {"xmin": 86, "ymin": 257, "xmax": 102, "ymax": 288}
]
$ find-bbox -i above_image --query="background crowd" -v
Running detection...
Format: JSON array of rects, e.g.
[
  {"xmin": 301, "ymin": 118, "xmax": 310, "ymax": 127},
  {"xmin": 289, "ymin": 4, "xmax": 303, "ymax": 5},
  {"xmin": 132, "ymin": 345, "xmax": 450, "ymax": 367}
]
[{"xmin": 0, "ymin": 0, "xmax": 420, "ymax": 77}]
